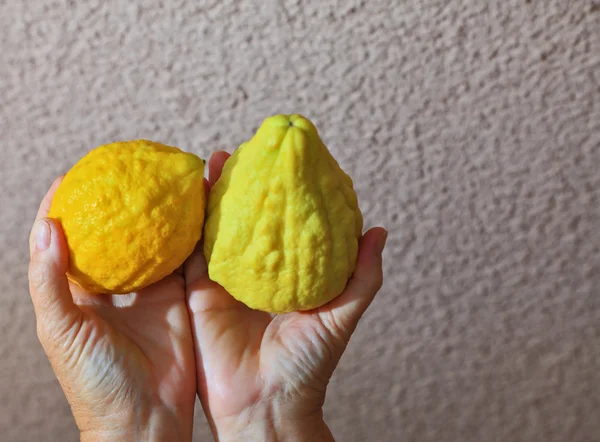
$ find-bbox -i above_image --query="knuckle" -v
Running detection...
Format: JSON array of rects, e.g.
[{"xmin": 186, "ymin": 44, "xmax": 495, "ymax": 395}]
[
  {"xmin": 368, "ymin": 266, "xmax": 384, "ymax": 293},
  {"xmin": 374, "ymin": 270, "xmax": 384, "ymax": 291},
  {"xmin": 323, "ymin": 310, "xmax": 351, "ymax": 343},
  {"xmin": 36, "ymin": 314, "xmax": 82, "ymax": 355},
  {"xmin": 28, "ymin": 258, "xmax": 51, "ymax": 292},
  {"xmin": 36, "ymin": 322, "xmax": 51, "ymax": 349}
]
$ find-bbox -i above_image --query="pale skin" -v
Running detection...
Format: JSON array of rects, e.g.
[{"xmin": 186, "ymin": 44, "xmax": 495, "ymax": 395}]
[{"xmin": 28, "ymin": 151, "xmax": 387, "ymax": 442}]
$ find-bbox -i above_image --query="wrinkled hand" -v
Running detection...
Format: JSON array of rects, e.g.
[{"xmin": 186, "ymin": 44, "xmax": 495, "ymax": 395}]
[
  {"xmin": 185, "ymin": 152, "xmax": 388, "ymax": 442},
  {"xmin": 28, "ymin": 178, "xmax": 197, "ymax": 442}
]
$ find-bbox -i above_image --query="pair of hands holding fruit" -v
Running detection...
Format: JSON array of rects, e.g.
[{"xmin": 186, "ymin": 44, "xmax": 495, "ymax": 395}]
[{"xmin": 28, "ymin": 115, "xmax": 387, "ymax": 441}]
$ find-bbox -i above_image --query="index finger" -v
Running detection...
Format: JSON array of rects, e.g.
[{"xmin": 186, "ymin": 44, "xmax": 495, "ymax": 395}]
[{"xmin": 208, "ymin": 151, "xmax": 230, "ymax": 188}]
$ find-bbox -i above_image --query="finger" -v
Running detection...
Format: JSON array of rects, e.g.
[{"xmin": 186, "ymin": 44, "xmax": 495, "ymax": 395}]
[
  {"xmin": 36, "ymin": 176, "xmax": 64, "ymax": 221},
  {"xmin": 70, "ymin": 280, "xmax": 104, "ymax": 307},
  {"xmin": 204, "ymin": 177, "xmax": 209, "ymax": 201},
  {"xmin": 317, "ymin": 227, "xmax": 387, "ymax": 337},
  {"xmin": 29, "ymin": 218, "xmax": 81, "ymax": 339},
  {"xmin": 184, "ymin": 242, "xmax": 209, "ymax": 287},
  {"xmin": 208, "ymin": 151, "xmax": 230, "ymax": 188}
]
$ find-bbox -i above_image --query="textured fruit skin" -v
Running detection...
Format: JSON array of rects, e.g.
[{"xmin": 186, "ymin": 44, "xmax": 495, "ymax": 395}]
[
  {"xmin": 49, "ymin": 140, "xmax": 206, "ymax": 294},
  {"xmin": 204, "ymin": 114, "xmax": 363, "ymax": 313}
]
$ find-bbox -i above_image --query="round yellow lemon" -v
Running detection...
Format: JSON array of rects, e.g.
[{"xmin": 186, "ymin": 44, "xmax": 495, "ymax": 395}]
[
  {"xmin": 204, "ymin": 114, "xmax": 363, "ymax": 313},
  {"xmin": 49, "ymin": 140, "xmax": 206, "ymax": 294}
]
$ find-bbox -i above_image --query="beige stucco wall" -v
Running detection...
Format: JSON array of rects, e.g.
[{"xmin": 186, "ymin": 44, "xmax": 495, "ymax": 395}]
[{"xmin": 1, "ymin": 1, "xmax": 599, "ymax": 441}]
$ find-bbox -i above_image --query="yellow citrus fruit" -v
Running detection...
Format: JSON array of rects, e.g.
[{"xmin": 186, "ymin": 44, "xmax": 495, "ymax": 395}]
[
  {"xmin": 204, "ymin": 114, "xmax": 363, "ymax": 313},
  {"xmin": 49, "ymin": 140, "xmax": 206, "ymax": 294}
]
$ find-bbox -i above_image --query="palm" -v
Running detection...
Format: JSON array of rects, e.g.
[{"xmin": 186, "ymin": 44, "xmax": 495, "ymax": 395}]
[
  {"xmin": 64, "ymin": 272, "xmax": 196, "ymax": 417},
  {"xmin": 185, "ymin": 252, "xmax": 344, "ymax": 422}
]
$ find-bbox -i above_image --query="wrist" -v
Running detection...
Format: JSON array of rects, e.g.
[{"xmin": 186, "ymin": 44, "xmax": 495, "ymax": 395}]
[
  {"xmin": 79, "ymin": 405, "xmax": 192, "ymax": 442},
  {"xmin": 213, "ymin": 404, "xmax": 334, "ymax": 442}
]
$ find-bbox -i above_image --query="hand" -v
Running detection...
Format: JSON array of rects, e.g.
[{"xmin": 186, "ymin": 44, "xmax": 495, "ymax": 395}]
[
  {"xmin": 28, "ymin": 178, "xmax": 197, "ymax": 442},
  {"xmin": 185, "ymin": 152, "xmax": 388, "ymax": 442}
]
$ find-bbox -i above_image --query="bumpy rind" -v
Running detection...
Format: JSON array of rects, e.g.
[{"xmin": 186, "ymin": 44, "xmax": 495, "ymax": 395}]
[
  {"xmin": 49, "ymin": 140, "xmax": 206, "ymax": 294},
  {"xmin": 204, "ymin": 114, "xmax": 363, "ymax": 313}
]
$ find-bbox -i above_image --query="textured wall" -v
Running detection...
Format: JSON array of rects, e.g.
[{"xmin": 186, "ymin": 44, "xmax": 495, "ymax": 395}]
[{"xmin": 1, "ymin": 1, "xmax": 600, "ymax": 441}]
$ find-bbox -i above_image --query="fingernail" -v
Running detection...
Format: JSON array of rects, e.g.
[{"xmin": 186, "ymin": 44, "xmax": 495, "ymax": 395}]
[
  {"xmin": 376, "ymin": 229, "xmax": 388, "ymax": 256},
  {"xmin": 35, "ymin": 220, "xmax": 51, "ymax": 251}
]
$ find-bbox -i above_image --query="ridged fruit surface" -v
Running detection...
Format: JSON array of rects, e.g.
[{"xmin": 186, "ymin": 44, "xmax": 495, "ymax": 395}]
[{"xmin": 204, "ymin": 114, "xmax": 363, "ymax": 313}]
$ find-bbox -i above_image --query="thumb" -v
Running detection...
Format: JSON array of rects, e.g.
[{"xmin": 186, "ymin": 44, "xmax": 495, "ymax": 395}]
[
  {"xmin": 318, "ymin": 227, "xmax": 387, "ymax": 337},
  {"xmin": 28, "ymin": 218, "xmax": 80, "ymax": 340}
]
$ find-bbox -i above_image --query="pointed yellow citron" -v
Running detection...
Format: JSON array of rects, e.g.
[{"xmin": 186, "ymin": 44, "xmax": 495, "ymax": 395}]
[{"xmin": 204, "ymin": 114, "xmax": 363, "ymax": 313}]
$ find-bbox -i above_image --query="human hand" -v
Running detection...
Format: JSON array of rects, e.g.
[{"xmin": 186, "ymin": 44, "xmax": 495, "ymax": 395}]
[
  {"xmin": 28, "ymin": 178, "xmax": 197, "ymax": 442},
  {"xmin": 185, "ymin": 152, "xmax": 387, "ymax": 442}
]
